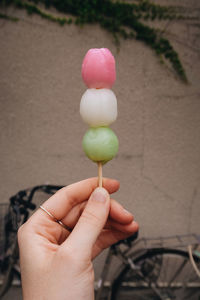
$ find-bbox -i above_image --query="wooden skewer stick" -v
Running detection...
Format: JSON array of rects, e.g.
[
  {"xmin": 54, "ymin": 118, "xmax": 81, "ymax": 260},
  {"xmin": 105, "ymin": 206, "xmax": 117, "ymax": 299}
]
[{"xmin": 98, "ymin": 162, "xmax": 103, "ymax": 187}]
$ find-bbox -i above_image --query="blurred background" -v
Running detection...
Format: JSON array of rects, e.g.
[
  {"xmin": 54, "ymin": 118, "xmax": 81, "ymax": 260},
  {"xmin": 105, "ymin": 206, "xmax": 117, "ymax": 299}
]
[{"xmin": 0, "ymin": 0, "xmax": 200, "ymax": 298}]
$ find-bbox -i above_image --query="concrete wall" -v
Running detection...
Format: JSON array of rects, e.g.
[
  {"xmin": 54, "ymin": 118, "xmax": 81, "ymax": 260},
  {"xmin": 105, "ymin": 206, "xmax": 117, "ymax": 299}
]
[{"xmin": 0, "ymin": 2, "xmax": 200, "ymax": 278}]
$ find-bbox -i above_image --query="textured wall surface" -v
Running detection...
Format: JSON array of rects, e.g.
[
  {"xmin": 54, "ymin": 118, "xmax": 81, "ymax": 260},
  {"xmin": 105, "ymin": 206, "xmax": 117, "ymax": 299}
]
[{"xmin": 0, "ymin": 1, "xmax": 200, "ymax": 281}]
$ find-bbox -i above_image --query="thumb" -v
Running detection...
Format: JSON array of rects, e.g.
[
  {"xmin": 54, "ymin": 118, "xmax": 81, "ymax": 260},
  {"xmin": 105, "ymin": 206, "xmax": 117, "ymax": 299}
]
[{"xmin": 65, "ymin": 187, "xmax": 110, "ymax": 254}]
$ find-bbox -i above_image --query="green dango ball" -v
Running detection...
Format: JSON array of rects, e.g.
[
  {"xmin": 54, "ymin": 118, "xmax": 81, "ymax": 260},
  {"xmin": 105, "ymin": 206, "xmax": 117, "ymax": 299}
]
[{"xmin": 82, "ymin": 127, "xmax": 118, "ymax": 164}]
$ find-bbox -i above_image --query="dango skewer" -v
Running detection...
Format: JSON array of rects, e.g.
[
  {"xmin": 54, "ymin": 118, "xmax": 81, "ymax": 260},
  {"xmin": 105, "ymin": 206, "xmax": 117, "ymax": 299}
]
[{"xmin": 80, "ymin": 48, "xmax": 118, "ymax": 187}]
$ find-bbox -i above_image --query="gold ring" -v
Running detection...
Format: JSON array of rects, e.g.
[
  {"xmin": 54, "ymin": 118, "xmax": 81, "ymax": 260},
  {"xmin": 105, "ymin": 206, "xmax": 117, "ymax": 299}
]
[{"xmin": 39, "ymin": 205, "xmax": 72, "ymax": 231}]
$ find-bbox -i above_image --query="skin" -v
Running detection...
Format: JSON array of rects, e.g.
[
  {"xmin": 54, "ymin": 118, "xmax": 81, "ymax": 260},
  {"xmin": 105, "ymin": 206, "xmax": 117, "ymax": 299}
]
[{"xmin": 18, "ymin": 177, "xmax": 139, "ymax": 300}]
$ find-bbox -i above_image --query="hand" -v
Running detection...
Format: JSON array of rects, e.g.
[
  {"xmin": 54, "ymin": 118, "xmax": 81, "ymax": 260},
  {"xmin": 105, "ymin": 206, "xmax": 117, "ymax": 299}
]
[{"xmin": 18, "ymin": 178, "xmax": 138, "ymax": 300}]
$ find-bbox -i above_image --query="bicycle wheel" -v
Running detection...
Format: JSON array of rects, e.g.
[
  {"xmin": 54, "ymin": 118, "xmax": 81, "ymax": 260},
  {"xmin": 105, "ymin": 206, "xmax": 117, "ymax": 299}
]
[{"xmin": 111, "ymin": 248, "xmax": 200, "ymax": 300}]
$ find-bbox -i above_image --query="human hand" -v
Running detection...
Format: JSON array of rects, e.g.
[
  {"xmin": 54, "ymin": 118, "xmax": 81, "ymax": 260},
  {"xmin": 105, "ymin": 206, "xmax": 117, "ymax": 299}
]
[{"xmin": 18, "ymin": 178, "xmax": 138, "ymax": 300}]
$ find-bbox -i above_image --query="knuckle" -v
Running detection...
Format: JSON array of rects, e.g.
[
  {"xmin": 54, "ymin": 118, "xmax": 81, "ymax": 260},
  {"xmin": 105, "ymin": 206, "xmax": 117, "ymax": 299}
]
[
  {"xmin": 53, "ymin": 186, "xmax": 69, "ymax": 199},
  {"xmin": 17, "ymin": 219, "xmax": 33, "ymax": 243},
  {"xmin": 54, "ymin": 186, "xmax": 73, "ymax": 205},
  {"xmin": 17, "ymin": 224, "xmax": 26, "ymax": 243},
  {"xmin": 18, "ymin": 223, "xmax": 25, "ymax": 234},
  {"xmin": 54, "ymin": 187, "xmax": 66, "ymax": 198}
]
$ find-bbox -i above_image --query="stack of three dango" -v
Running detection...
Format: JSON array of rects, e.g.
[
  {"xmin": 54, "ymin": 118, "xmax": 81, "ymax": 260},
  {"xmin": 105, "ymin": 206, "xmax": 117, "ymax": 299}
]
[{"xmin": 80, "ymin": 48, "xmax": 119, "ymax": 185}]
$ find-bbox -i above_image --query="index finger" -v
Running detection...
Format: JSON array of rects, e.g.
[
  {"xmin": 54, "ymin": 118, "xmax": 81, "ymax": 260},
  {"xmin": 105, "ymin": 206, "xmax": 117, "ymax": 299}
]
[{"xmin": 33, "ymin": 177, "xmax": 119, "ymax": 222}]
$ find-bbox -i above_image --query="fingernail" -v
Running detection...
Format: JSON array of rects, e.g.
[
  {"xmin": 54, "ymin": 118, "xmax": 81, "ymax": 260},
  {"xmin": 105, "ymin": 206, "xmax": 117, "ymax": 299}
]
[{"xmin": 91, "ymin": 187, "xmax": 109, "ymax": 203}]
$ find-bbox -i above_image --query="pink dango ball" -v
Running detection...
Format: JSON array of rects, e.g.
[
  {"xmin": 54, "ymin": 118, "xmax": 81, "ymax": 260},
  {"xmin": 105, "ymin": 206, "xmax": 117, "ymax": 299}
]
[{"xmin": 82, "ymin": 48, "xmax": 116, "ymax": 89}]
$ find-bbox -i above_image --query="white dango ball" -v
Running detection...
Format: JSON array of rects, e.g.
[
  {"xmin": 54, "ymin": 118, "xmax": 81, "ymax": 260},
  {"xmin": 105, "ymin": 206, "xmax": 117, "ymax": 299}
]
[{"xmin": 80, "ymin": 88, "xmax": 117, "ymax": 127}]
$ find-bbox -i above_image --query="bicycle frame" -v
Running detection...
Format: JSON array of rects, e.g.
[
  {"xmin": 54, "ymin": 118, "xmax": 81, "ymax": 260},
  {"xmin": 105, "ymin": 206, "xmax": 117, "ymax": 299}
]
[
  {"xmin": 95, "ymin": 233, "xmax": 200, "ymax": 300},
  {"xmin": 95, "ymin": 233, "xmax": 139, "ymax": 300}
]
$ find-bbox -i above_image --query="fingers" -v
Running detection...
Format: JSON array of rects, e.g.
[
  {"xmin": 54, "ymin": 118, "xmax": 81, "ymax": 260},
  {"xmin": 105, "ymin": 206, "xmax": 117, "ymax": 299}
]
[
  {"xmin": 92, "ymin": 221, "xmax": 139, "ymax": 258},
  {"xmin": 109, "ymin": 199, "xmax": 133, "ymax": 224},
  {"xmin": 60, "ymin": 198, "xmax": 133, "ymax": 229},
  {"xmin": 106, "ymin": 218, "xmax": 138, "ymax": 233},
  {"xmin": 32, "ymin": 177, "xmax": 119, "ymax": 224},
  {"xmin": 62, "ymin": 187, "xmax": 110, "ymax": 255}
]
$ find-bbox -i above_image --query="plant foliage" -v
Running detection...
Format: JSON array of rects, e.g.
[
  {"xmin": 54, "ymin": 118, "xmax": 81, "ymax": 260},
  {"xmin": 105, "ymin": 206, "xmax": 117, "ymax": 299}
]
[{"xmin": 0, "ymin": 0, "xmax": 190, "ymax": 82}]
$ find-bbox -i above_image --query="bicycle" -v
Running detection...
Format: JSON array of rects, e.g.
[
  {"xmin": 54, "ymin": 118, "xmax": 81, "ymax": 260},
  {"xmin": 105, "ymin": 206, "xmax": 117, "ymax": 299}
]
[
  {"xmin": 95, "ymin": 233, "xmax": 200, "ymax": 300},
  {"xmin": 0, "ymin": 185, "xmax": 200, "ymax": 300}
]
